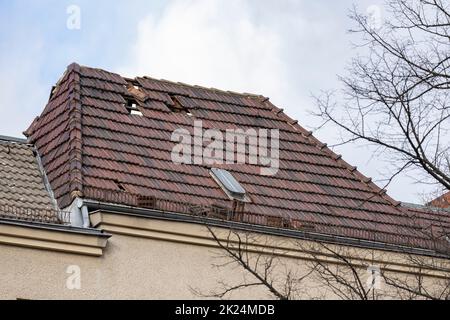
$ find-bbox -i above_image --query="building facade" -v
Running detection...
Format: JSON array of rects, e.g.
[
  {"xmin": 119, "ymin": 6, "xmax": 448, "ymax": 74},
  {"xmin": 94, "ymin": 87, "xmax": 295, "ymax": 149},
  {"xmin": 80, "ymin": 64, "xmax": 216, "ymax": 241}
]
[{"xmin": 0, "ymin": 64, "xmax": 449, "ymax": 299}]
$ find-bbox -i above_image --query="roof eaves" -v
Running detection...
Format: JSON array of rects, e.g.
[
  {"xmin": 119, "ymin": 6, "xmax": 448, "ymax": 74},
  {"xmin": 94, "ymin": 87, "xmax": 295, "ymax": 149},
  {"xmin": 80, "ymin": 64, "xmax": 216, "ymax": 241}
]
[
  {"xmin": 84, "ymin": 199, "xmax": 450, "ymax": 259},
  {"xmin": 0, "ymin": 216, "xmax": 111, "ymax": 238}
]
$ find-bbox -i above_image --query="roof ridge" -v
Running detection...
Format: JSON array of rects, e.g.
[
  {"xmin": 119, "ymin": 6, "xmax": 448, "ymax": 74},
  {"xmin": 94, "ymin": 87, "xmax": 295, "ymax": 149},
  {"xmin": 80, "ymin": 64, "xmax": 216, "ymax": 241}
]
[
  {"xmin": 66, "ymin": 63, "xmax": 84, "ymax": 202},
  {"xmin": 77, "ymin": 63, "xmax": 122, "ymax": 77},
  {"xmin": 139, "ymin": 75, "xmax": 267, "ymax": 99},
  {"xmin": 75, "ymin": 63, "xmax": 264, "ymax": 99},
  {"xmin": 79, "ymin": 63, "xmax": 266, "ymax": 100},
  {"xmin": 27, "ymin": 62, "xmax": 85, "ymax": 207}
]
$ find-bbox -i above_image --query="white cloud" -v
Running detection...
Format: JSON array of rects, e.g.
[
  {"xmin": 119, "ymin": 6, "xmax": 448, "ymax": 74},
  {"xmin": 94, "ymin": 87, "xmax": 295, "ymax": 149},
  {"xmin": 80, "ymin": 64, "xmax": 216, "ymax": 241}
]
[{"xmin": 120, "ymin": 0, "xmax": 291, "ymax": 103}]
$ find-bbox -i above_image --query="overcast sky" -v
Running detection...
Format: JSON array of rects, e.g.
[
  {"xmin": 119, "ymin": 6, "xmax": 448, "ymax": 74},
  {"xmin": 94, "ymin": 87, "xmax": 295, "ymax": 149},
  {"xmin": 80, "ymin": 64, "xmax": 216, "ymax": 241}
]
[{"xmin": 0, "ymin": 0, "xmax": 435, "ymax": 203}]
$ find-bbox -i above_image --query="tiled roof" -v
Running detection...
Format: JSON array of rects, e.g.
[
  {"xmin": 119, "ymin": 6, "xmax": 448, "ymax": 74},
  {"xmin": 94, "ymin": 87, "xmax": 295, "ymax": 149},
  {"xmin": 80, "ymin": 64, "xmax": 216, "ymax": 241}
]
[
  {"xmin": 24, "ymin": 63, "xmax": 450, "ymax": 252},
  {"xmin": 0, "ymin": 136, "xmax": 61, "ymax": 224},
  {"xmin": 429, "ymin": 192, "xmax": 450, "ymax": 209}
]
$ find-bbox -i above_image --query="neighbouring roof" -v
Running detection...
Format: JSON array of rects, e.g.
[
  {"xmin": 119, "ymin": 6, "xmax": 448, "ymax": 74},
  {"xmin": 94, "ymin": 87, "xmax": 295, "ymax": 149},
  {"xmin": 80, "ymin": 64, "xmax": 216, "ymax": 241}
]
[
  {"xmin": 0, "ymin": 136, "xmax": 62, "ymax": 224},
  {"xmin": 429, "ymin": 191, "xmax": 450, "ymax": 209},
  {"xmin": 24, "ymin": 63, "xmax": 450, "ymax": 253}
]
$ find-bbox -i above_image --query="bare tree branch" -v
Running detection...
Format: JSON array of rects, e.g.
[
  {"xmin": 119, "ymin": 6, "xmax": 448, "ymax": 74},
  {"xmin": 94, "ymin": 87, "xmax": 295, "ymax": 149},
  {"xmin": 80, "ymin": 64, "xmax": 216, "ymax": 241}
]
[{"xmin": 313, "ymin": 0, "xmax": 450, "ymax": 192}]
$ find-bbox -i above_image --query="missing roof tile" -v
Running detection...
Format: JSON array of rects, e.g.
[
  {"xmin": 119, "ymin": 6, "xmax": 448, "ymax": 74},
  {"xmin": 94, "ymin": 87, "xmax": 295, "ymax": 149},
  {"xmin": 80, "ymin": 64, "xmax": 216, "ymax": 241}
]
[
  {"xmin": 114, "ymin": 180, "xmax": 126, "ymax": 192},
  {"xmin": 125, "ymin": 98, "xmax": 143, "ymax": 116},
  {"xmin": 126, "ymin": 83, "xmax": 147, "ymax": 102},
  {"xmin": 168, "ymin": 95, "xmax": 192, "ymax": 116}
]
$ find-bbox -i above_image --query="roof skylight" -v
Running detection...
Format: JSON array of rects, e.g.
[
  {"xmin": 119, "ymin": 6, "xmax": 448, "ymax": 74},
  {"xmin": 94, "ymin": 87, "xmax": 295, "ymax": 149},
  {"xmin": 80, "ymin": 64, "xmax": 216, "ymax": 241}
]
[{"xmin": 210, "ymin": 168, "xmax": 250, "ymax": 202}]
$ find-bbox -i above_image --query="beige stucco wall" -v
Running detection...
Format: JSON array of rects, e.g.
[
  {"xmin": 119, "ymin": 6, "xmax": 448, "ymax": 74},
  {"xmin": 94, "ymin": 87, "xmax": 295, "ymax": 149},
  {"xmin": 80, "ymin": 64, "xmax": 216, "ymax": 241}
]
[
  {"xmin": 0, "ymin": 232, "xmax": 272, "ymax": 299},
  {"xmin": 0, "ymin": 212, "xmax": 448, "ymax": 300}
]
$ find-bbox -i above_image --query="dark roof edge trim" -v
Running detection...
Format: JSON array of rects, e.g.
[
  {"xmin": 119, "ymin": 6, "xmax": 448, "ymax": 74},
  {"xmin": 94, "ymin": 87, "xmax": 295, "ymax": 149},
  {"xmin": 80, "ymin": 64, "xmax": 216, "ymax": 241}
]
[{"xmin": 84, "ymin": 199, "xmax": 449, "ymax": 259}]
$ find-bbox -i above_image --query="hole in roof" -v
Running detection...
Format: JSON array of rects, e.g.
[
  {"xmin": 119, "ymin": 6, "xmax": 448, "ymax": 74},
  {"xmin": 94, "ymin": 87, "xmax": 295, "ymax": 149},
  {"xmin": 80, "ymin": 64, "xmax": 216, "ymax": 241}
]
[
  {"xmin": 127, "ymin": 99, "xmax": 138, "ymax": 109},
  {"xmin": 168, "ymin": 95, "xmax": 192, "ymax": 116},
  {"xmin": 125, "ymin": 98, "xmax": 143, "ymax": 116},
  {"xmin": 210, "ymin": 168, "xmax": 251, "ymax": 203},
  {"xmin": 114, "ymin": 180, "xmax": 126, "ymax": 192},
  {"xmin": 125, "ymin": 79, "xmax": 147, "ymax": 102}
]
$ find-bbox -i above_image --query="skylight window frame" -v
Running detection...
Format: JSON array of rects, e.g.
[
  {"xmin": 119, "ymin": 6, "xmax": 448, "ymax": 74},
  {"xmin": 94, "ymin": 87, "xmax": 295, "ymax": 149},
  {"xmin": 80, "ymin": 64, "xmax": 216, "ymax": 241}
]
[{"xmin": 210, "ymin": 168, "xmax": 251, "ymax": 203}]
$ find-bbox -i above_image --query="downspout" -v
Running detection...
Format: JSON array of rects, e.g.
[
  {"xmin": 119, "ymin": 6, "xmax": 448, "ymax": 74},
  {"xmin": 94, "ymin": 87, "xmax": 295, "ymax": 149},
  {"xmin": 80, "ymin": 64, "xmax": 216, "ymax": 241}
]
[
  {"xmin": 76, "ymin": 198, "xmax": 90, "ymax": 228},
  {"xmin": 66, "ymin": 198, "xmax": 90, "ymax": 228}
]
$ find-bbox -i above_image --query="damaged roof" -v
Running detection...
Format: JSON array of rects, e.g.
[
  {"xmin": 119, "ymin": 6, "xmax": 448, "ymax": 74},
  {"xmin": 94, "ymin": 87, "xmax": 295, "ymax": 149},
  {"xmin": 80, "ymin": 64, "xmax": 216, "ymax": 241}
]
[
  {"xmin": 24, "ymin": 63, "xmax": 450, "ymax": 252},
  {"xmin": 0, "ymin": 136, "xmax": 62, "ymax": 224}
]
